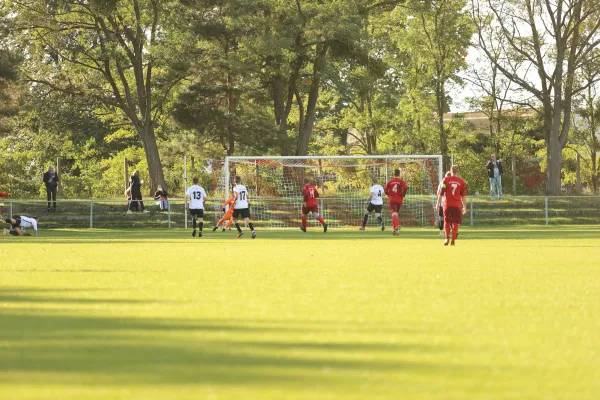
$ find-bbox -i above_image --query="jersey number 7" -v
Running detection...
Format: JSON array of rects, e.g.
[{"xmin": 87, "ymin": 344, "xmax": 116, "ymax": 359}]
[{"xmin": 450, "ymin": 183, "xmax": 459, "ymax": 196}]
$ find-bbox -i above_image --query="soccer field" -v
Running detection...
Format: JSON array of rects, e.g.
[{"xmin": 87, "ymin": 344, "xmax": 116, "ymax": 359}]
[{"xmin": 1, "ymin": 227, "xmax": 599, "ymax": 400}]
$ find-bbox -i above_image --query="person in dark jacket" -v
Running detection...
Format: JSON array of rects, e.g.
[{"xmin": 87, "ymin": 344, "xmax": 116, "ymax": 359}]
[
  {"xmin": 127, "ymin": 170, "xmax": 149, "ymax": 213},
  {"xmin": 43, "ymin": 165, "xmax": 59, "ymax": 212},
  {"xmin": 154, "ymin": 185, "xmax": 169, "ymax": 211},
  {"xmin": 487, "ymin": 154, "xmax": 503, "ymax": 199}
]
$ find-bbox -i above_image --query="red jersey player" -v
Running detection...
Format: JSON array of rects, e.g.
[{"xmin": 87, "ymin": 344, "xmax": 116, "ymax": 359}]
[
  {"xmin": 300, "ymin": 178, "xmax": 327, "ymax": 233},
  {"xmin": 385, "ymin": 169, "xmax": 409, "ymax": 236},
  {"xmin": 436, "ymin": 164, "xmax": 467, "ymax": 246}
]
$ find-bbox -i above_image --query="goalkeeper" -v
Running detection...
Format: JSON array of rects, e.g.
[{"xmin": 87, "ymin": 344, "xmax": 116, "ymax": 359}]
[{"xmin": 212, "ymin": 196, "xmax": 235, "ymax": 232}]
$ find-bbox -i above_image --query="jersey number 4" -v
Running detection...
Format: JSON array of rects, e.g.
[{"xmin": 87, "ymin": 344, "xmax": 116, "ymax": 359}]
[{"xmin": 193, "ymin": 191, "xmax": 203, "ymax": 200}]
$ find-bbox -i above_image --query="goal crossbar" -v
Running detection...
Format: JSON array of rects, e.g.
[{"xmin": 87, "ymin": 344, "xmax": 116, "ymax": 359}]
[{"xmin": 225, "ymin": 155, "xmax": 444, "ymax": 194}]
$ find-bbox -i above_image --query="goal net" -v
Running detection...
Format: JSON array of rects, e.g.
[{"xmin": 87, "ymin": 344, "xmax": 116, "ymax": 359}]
[{"xmin": 216, "ymin": 155, "xmax": 442, "ymax": 229}]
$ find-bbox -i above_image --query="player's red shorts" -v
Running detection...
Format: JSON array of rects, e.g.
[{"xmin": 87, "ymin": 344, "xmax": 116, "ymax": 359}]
[
  {"xmin": 302, "ymin": 205, "xmax": 319, "ymax": 215},
  {"xmin": 443, "ymin": 206, "xmax": 463, "ymax": 225},
  {"xmin": 388, "ymin": 201, "xmax": 403, "ymax": 213}
]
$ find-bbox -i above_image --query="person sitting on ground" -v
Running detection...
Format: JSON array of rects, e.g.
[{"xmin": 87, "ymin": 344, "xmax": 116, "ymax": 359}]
[{"xmin": 154, "ymin": 185, "xmax": 169, "ymax": 211}]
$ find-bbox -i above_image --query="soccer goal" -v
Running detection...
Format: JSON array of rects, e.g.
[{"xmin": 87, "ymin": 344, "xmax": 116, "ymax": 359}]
[{"xmin": 218, "ymin": 155, "xmax": 443, "ymax": 229}]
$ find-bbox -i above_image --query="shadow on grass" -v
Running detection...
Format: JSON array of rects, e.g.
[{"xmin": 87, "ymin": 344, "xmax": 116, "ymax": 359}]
[
  {"xmin": 0, "ymin": 288, "xmax": 476, "ymax": 387},
  {"xmin": 0, "ymin": 288, "xmax": 170, "ymax": 304}
]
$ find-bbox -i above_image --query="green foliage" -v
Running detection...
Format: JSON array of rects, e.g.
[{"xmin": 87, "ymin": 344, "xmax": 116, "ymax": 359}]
[{"xmin": 2, "ymin": 0, "xmax": 596, "ymax": 199}]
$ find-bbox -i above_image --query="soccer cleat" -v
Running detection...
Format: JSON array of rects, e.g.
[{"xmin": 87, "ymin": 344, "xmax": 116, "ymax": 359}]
[
  {"xmin": 237, "ymin": 231, "xmax": 244, "ymax": 239},
  {"xmin": 323, "ymin": 223, "xmax": 328, "ymax": 233},
  {"xmin": 127, "ymin": 210, "xmax": 133, "ymax": 214},
  {"xmin": 222, "ymin": 228, "xmax": 226, "ymax": 232},
  {"xmin": 198, "ymin": 231, "xmax": 203, "ymax": 238},
  {"xmin": 444, "ymin": 238, "xmax": 450, "ymax": 246},
  {"xmin": 300, "ymin": 226, "xmax": 306, "ymax": 232},
  {"xmin": 450, "ymin": 241, "xmax": 455, "ymax": 246},
  {"xmin": 192, "ymin": 230, "xmax": 196, "ymax": 237},
  {"xmin": 439, "ymin": 231, "xmax": 444, "ymax": 236},
  {"xmin": 212, "ymin": 226, "xmax": 218, "ymax": 232},
  {"xmin": 359, "ymin": 226, "xmax": 365, "ymax": 231},
  {"xmin": 392, "ymin": 229, "xmax": 398, "ymax": 236},
  {"xmin": 380, "ymin": 224, "xmax": 385, "ymax": 232},
  {"xmin": 251, "ymin": 231, "xmax": 257, "ymax": 239}
]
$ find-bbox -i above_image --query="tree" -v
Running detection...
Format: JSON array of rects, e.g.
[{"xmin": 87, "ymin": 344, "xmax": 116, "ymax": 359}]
[
  {"xmin": 8, "ymin": 0, "xmax": 196, "ymax": 193},
  {"xmin": 172, "ymin": 0, "xmax": 277, "ymax": 157},
  {"xmin": 396, "ymin": 0, "xmax": 473, "ymax": 169},
  {"xmin": 243, "ymin": 0, "xmax": 375, "ymax": 156},
  {"xmin": 0, "ymin": 6, "xmax": 21, "ymax": 134},
  {"xmin": 572, "ymin": 65, "xmax": 600, "ymax": 193},
  {"xmin": 472, "ymin": 0, "xmax": 600, "ymax": 195},
  {"xmin": 464, "ymin": 44, "xmax": 522, "ymax": 155}
]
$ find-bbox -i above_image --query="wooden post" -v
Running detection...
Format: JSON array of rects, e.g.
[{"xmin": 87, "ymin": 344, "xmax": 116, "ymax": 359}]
[
  {"xmin": 512, "ymin": 154, "xmax": 516, "ymax": 195},
  {"xmin": 318, "ymin": 159, "xmax": 325, "ymax": 215},
  {"xmin": 124, "ymin": 157, "xmax": 129, "ymax": 191},
  {"xmin": 56, "ymin": 157, "xmax": 62, "ymax": 197},
  {"xmin": 255, "ymin": 160, "xmax": 260, "ymax": 196},
  {"xmin": 576, "ymin": 153, "xmax": 581, "ymax": 194},
  {"xmin": 318, "ymin": 159, "xmax": 325, "ymax": 194},
  {"xmin": 191, "ymin": 156, "xmax": 195, "ymax": 172}
]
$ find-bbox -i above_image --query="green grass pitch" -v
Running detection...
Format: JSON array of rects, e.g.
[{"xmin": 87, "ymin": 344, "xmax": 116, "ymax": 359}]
[{"xmin": 1, "ymin": 226, "xmax": 599, "ymax": 400}]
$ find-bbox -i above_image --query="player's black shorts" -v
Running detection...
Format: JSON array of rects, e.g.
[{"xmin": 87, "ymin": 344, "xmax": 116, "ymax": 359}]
[
  {"xmin": 190, "ymin": 209, "xmax": 204, "ymax": 218},
  {"xmin": 11, "ymin": 217, "xmax": 21, "ymax": 228},
  {"xmin": 366, "ymin": 203, "xmax": 383, "ymax": 213},
  {"xmin": 233, "ymin": 208, "xmax": 250, "ymax": 219}
]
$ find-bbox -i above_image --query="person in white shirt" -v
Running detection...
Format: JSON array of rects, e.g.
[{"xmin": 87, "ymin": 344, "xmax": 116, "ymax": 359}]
[
  {"xmin": 185, "ymin": 177, "xmax": 207, "ymax": 238},
  {"xmin": 231, "ymin": 175, "xmax": 256, "ymax": 239},
  {"xmin": 3, "ymin": 215, "xmax": 39, "ymax": 236},
  {"xmin": 360, "ymin": 178, "xmax": 385, "ymax": 231},
  {"xmin": 436, "ymin": 171, "xmax": 452, "ymax": 235}
]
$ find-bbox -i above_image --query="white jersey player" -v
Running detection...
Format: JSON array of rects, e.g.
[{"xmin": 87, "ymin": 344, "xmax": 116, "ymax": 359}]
[
  {"xmin": 3, "ymin": 215, "xmax": 39, "ymax": 236},
  {"xmin": 360, "ymin": 179, "xmax": 385, "ymax": 231},
  {"xmin": 231, "ymin": 175, "xmax": 256, "ymax": 239},
  {"xmin": 185, "ymin": 177, "xmax": 207, "ymax": 238}
]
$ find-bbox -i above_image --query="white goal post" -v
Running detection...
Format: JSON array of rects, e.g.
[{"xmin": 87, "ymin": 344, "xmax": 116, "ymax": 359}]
[{"xmin": 218, "ymin": 155, "xmax": 443, "ymax": 229}]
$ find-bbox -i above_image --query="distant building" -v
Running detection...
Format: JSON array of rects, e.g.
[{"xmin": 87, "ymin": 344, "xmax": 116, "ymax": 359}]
[{"xmin": 442, "ymin": 110, "xmax": 537, "ymax": 134}]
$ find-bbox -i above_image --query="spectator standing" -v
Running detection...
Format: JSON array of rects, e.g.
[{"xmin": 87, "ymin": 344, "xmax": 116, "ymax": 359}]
[
  {"xmin": 43, "ymin": 165, "xmax": 59, "ymax": 212},
  {"xmin": 127, "ymin": 170, "xmax": 149, "ymax": 214},
  {"xmin": 154, "ymin": 185, "xmax": 169, "ymax": 211},
  {"xmin": 487, "ymin": 154, "xmax": 503, "ymax": 199}
]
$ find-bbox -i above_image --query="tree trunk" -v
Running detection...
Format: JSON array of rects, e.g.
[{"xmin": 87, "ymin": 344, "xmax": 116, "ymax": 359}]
[
  {"xmin": 592, "ymin": 152, "xmax": 598, "ymax": 194},
  {"xmin": 546, "ymin": 125, "xmax": 562, "ymax": 195},
  {"xmin": 226, "ymin": 71, "xmax": 236, "ymax": 156},
  {"xmin": 436, "ymin": 81, "xmax": 449, "ymax": 170},
  {"xmin": 137, "ymin": 123, "xmax": 166, "ymax": 195},
  {"xmin": 296, "ymin": 44, "xmax": 328, "ymax": 156}
]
